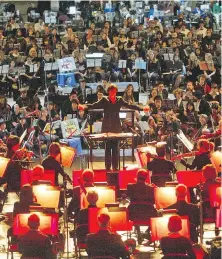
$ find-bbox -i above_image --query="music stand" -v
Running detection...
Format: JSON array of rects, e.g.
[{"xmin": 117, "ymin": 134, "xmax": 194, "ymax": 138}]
[
  {"xmin": 176, "ymin": 170, "xmax": 206, "ymax": 187},
  {"xmin": 176, "ymin": 129, "xmax": 194, "ymax": 152},
  {"xmin": 154, "ymin": 187, "xmax": 190, "ymax": 209},
  {"xmin": 32, "ymin": 185, "xmax": 60, "ymax": 208},
  {"xmin": 134, "ymin": 58, "xmax": 146, "ymax": 92},
  {"xmin": 118, "ymin": 60, "xmax": 127, "ymax": 69},
  {"xmin": 86, "ymin": 53, "xmax": 104, "ymax": 68},
  {"xmin": 80, "ymin": 186, "xmax": 116, "ymax": 209},
  {"xmin": 150, "ymin": 215, "xmax": 190, "ymax": 243},
  {"xmin": 72, "ymin": 169, "xmax": 107, "ymax": 187},
  {"xmin": 13, "ymin": 213, "xmax": 59, "ymax": 236},
  {"xmin": 118, "ymin": 169, "xmax": 150, "ymax": 190},
  {"xmin": 88, "ymin": 207, "xmax": 133, "ymax": 233},
  {"xmin": 21, "ymin": 169, "xmax": 55, "ymax": 187}
]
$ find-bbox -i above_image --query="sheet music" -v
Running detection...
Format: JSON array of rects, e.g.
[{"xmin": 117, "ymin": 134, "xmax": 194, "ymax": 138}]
[
  {"xmin": 177, "ymin": 129, "xmax": 194, "ymax": 151},
  {"xmin": 29, "ymin": 64, "xmax": 38, "ymax": 73},
  {"xmin": 93, "ymin": 122, "xmax": 102, "ymax": 133},
  {"xmin": 139, "ymin": 121, "xmax": 150, "ymax": 132},
  {"xmin": 118, "ymin": 60, "xmax": 127, "ymax": 69},
  {"xmin": 135, "ymin": 59, "xmax": 146, "ymax": 70},
  {"xmin": 52, "ymin": 62, "xmax": 58, "ymax": 70},
  {"xmin": 87, "ymin": 59, "xmax": 95, "ymax": 67},
  {"xmin": 44, "ymin": 63, "xmax": 52, "ymax": 71},
  {"xmin": 95, "ymin": 59, "xmax": 102, "ymax": 67},
  {"xmin": 2, "ymin": 65, "xmax": 9, "ymax": 74}
]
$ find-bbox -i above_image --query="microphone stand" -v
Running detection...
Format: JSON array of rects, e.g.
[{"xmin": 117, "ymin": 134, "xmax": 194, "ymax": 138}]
[{"xmin": 43, "ymin": 59, "xmax": 53, "ymax": 145}]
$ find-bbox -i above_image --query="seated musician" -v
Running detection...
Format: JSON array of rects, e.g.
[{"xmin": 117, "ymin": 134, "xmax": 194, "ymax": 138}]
[
  {"xmin": 68, "ymin": 169, "xmax": 95, "ymax": 219},
  {"xmin": 10, "ymin": 104, "xmax": 21, "ymax": 132},
  {"xmin": 13, "ymin": 184, "xmax": 39, "ymax": 218},
  {"xmin": 42, "ymin": 142, "xmax": 72, "ymax": 186},
  {"xmin": 173, "ymin": 88, "xmax": 184, "ymax": 121},
  {"xmin": 127, "ymin": 169, "xmax": 157, "ymax": 243},
  {"xmin": 198, "ymin": 165, "xmax": 220, "ymax": 219},
  {"xmin": 0, "ymin": 136, "xmax": 21, "ymax": 192},
  {"xmin": 75, "ymin": 190, "xmax": 99, "ymax": 243},
  {"xmin": 18, "ymin": 214, "xmax": 53, "ymax": 259},
  {"xmin": 164, "ymin": 184, "xmax": 200, "ymax": 243},
  {"xmin": 151, "ymin": 95, "xmax": 166, "ymax": 129},
  {"xmin": 147, "ymin": 145, "xmax": 176, "ymax": 187},
  {"xmin": 180, "ymin": 139, "xmax": 212, "ymax": 170},
  {"xmin": 86, "ymin": 213, "xmax": 130, "ymax": 259},
  {"xmin": 160, "ymin": 215, "xmax": 196, "ymax": 259}
]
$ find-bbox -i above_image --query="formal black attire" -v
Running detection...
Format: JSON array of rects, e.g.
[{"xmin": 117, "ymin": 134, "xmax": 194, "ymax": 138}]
[
  {"xmin": 18, "ymin": 230, "xmax": 52, "ymax": 259},
  {"xmin": 67, "ymin": 183, "xmax": 94, "ymax": 218},
  {"xmin": 166, "ymin": 200, "xmax": 200, "ymax": 243},
  {"xmin": 42, "ymin": 156, "xmax": 66, "ymax": 186},
  {"xmin": 87, "ymin": 96, "xmax": 142, "ymax": 170},
  {"xmin": 180, "ymin": 152, "xmax": 211, "ymax": 170},
  {"xmin": 14, "ymin": 123, "xmax": 28, "ymax": 137},
  {"xmin": 127, "ymin": 182, "xmax": 157, "ymax": 220},
  {"xmin": 16, "ymin": 96, "xmax": 31, "ymax": 108},
  {"xmin": 160, "ymin": 235, "xmax": 196, "ymax": 259},
  {"xmin": 197, "ymin": 99, "xmax": 211, "ymax": 116},
  {"xmin": 147, "ymin": 158, "xmax": 176, "ymax": 187},
  {"xmin": 86, "ymin": 229, "xmax": 129, "ymax": 259}
]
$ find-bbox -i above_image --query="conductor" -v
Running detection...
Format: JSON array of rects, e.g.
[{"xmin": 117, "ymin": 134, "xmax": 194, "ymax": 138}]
[{"xmin": 79, "ymin": 84, "xmax": 149, "ymax": 170}]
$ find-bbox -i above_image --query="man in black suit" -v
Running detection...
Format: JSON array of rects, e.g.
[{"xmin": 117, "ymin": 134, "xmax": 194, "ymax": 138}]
[
  {"xmin": 193, "ymin": 90, "xmax": 211, "ymax": 116},
  {"xmin": 86, "ymin": 213, "xmax": 129, "ymax": 259},
  {"xmin": 67, "ymin": 169, "xmax": 95, "ymax": 218},
  {"xmin": 127, "ymin": 169, "xmax": 157, "ymax": 244},
  {"xmin": 18, "ymin": 214, "xmax": 52, "ymax": 259},
  {"xmin": 147, "ymin": 145, "xmax": 176, "ymax": 187},
  {"xmin": 165, "ymin": 184, "xmax": 200, "ymax": 243}
]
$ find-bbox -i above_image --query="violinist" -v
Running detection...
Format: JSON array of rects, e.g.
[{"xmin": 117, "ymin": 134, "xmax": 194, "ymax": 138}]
[{"xmin": 180, "ymin": 139, "xmax": 211, "ymax": 170}]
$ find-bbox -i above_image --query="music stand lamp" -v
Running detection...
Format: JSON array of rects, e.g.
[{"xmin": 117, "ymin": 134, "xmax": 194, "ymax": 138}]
[
  {"xmin": 154, "ymin": 186, "xmax": 190, "ymax": 210},
  {"xmin": 88, "ymin": 207, "xmax": 133, "ymax": 234},
  {"xmin": 150, "ymin": 215, "xmax": 190, "ymax": 250},
  {"xmin": 80, "ymin": 186, "xmax": 116, "ymax": 209},
  {"xmin": 176, "ymin": 170, "xmax": 206, "ymax": 187},
  {"xmin": 72, "ymin": 169, "xmax": 107, "ymax": 187}
]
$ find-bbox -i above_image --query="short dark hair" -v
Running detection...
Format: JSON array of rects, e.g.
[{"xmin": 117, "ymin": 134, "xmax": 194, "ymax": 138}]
[
  {"xmin": 156, "ymin": 145, "xmax": 166, "ymax": 157},
  {"xmin": 71, "ymin": 99, "xmax": 79, "ymax": 105},
  {"xmin": 154, "ymin": 95, "xmax": 162, "ymax": 102},
  {"xmin": 49, "ymin": 143, "xmax": 61, "ymax": 156}
]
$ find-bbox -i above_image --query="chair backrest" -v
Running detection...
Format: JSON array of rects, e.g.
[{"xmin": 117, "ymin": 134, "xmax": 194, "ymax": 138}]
[{"xmin": 209, "ymin": 184, "xmax": 221, "ymax": 208}]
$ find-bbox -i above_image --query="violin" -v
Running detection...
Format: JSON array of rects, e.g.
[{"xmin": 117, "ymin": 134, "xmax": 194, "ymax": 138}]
[{"xmin": 172, "ymin": 151, "xmax": 202, "ymax": 161}]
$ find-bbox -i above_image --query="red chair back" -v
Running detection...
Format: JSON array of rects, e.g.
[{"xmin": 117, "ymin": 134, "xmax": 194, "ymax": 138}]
[{"xmin": 176, "ymin": 170, "xmax": 205, "ymax": 187}]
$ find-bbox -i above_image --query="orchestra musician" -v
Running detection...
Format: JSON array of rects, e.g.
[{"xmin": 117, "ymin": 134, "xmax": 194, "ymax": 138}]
[
  {"xmin": 42, "ymin": 142, "xmax": 72, "ymax": 186},
  {"xmin": 179, "ymin": 139, "xmax": 212, "ymax": 170},
  {"xmin": 0, "ymin": 118, "xmax": 9, "ymax": 142},
  {"xmin": 86, "ymin": 213, "xmax": 130, "ymax": 259},
  {"xmin": 79, "ymin": 84, "xmax": 149, "ymax": 171},
  {"xmin": 147, "ymin": 145, "xmax": 176, "ymax": 187},
  {"xmin": 18, "ymin": 214, "xmax": 53, "ymax": 259}
]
